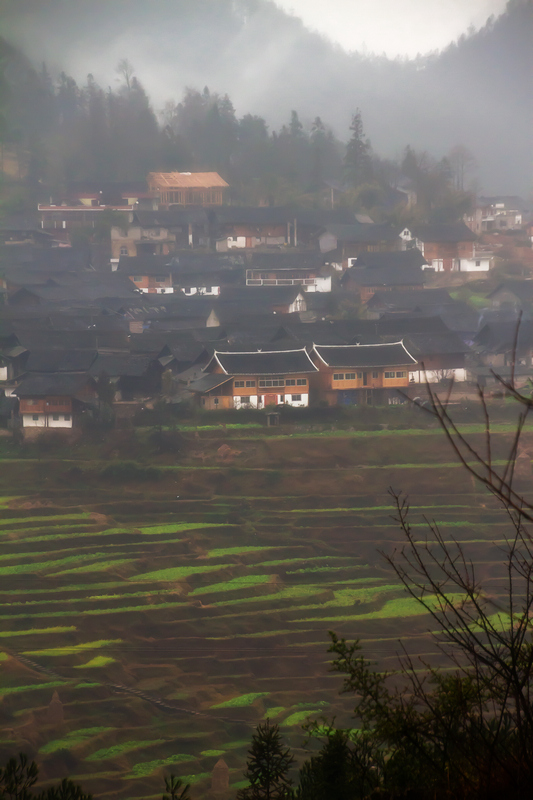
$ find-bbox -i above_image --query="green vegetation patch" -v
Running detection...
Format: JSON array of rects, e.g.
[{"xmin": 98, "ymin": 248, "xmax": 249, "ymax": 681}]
[
  {"xmin": 52, "ymin": 558, "xmax": 133, "ymax": 576},
  {"xmin": 212, "ymin": 692, "xmax": 268, "ymax": 708},
  {"xmin": 207, "ymin": 546, "xmax": 274, "ymax": 558},
  {"xmin": 136, "ymin": 564, "xmax": 230, "ymax": 582},
  {"xmin": 0, "ymin": 625, "xmax": 76, "ymax": 638},
  {"xmin": 139, "ymin": 523, "xmax": 232, "ymax": 535},
  {"xmin": 23, "ymin": 638, "xmax": 122, "ymax": 657},
  {"xmin": 282, "ymin": 710, "xmax": 319, "ymax": 726},
  {"xmin": 75, "ymin": 656, "xmax": 116, "ymax": 668},
  {"xmin": 41, "ymin": 727, "xmax": 112, "ymax": 754},
  {"xmin": 200, "ymin": 750, "xmax": 225, "ymax": 757},
  {"xmin": 0, "ymin": 680, "xmax": 67, "ymax": 697},
  {"xmin": 127, "ymin": 754, "xmax": 196, "ymax": 779},
  {"xmin": 87, "ymin": 739, "xmax": 165, "ymax": 761},
  {"xmin": 191, "ymin": 574, "xmax": 273, "ymax": 595},
  {"xmin": 0, "ymin": 652, "xmax": 9, "ymax": 662}
]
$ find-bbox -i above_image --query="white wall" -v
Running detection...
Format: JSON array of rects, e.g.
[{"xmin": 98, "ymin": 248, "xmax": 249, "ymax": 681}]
[
  {"xmin": 409, "ymin": 369, "xmax": 467, "ymax": 384},
  {"xmin": 233, "ymin": 396, "xmax": 259, "ymax": 409},
  {"xmin": 22, "ymin": 413, "xmax": 73, "ymax": 428},
  {"xmin": 458, "ymin": 257, "xmax": 491, "ymax": 272},
  {"xmin": 0, "ymin": 366, "xmax": 8, "ymax": 381}
]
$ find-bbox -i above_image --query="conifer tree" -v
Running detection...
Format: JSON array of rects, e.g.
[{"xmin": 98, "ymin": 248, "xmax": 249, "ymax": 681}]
[
  {"xmin": 237, "ymin": 719, "xmax": 294, "ymax": 800},
  {"xmin": 344, "ymin": 109, "xmax": 372, "ymax": 187}
]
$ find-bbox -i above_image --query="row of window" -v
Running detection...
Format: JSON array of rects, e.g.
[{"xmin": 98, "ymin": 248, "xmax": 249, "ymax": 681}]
[
  {"xmin": 238, "ymin": 395, "xmax": 302, "ymax": 403},
  {"xmin": 332, "ymin": 371, "xmax": 407, "ymax": 381},
  {"xmin": 31, "ymin": 414, "xmax": 70, "ymax": 421},
  {"xmin": 234, "ymin": 378, "xmax": 308, "ymax": 388}
]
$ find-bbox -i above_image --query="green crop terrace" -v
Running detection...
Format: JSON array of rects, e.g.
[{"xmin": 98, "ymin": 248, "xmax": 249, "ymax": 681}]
[{"xmin": 0, "ymin": 423, "xmax": 524, "ymax": 798}]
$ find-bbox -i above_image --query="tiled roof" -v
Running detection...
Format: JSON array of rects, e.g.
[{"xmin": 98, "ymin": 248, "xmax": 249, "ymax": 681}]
[
  {"xmin": 313, "ymin": 342, "xmax": 417, "ymax": 368},
  {"xmin": 206, "ymin": 348, "xmax": 318, "ymax": 376},
  {"xmin": 15, "ymin": 373, "xmax": 95, "ymax": 397},
  {"xmin": 148, "ymin": 172, "xmax": 229, "ymax": 189}
]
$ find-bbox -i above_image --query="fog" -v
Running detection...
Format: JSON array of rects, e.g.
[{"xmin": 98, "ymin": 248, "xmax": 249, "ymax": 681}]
[{"xmin": 2, "ymin": 0, "xmax": 531, "ymax": 195}]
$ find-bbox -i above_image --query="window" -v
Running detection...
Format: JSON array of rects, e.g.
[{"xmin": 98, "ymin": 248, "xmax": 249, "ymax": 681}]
[
  {"xmin": 396, "ymin": 371, "xmax": 406, "ymax": 378},
  {"xmin": 373, "ymin": 371, "xmax": 379, "ymax": 379},
  {"xmin": 333, "ymin": 373, "xmax": 344, "ymax": 381},
  {"xmin": 240, "ymin": 397, "xmax": 248, "ymax": 404},
  {"xmin": 384, "ymin": 371, "xmax": 395, "ymax": 379},
  {"xmin": 296, "ymin": 378, "xmax": 307, "ymax": 386},
  {"xmin": 245, "ymin": 380, "xmax": 256, "ymax": 388},
  {"xmin": 64, "ymin": 414, "xmax": 71, "ymax": 421},
  {"xmin": 291, "ymin": 394, "xmax": 302, "ymax": 402},
  {"xmin": 285, "ymin": 379, "xmax": 296, "ymax": 386},
  {"xmin": 120, "ymin": 247, "xmax": 128, "ymax": 256},
  {"xmin": 205, "ymin": 287, "xmax": 212, "ymax": 293},
  {"xmin": 344, "ymin": 373, "xmax": 355, "ymax": 380},
  {"xmin": 52, "ymin": 414, "xmax": 59, "ymax": 421},
  {"xmin": 234, "ymin": 380, "xmax": 245, "ymax": 388},
  {"xmin": 132, "ymin": 275, "xmax": 143, "ymax": 282},
  {"xmin": 259, "ymin": 379, "xmax": 284, "ymax": 387},
  {"xmin": 32, "ymin": 414, "xmax": 39, "ymax": 421},
  {"xmin": 475, "ymin": 260, "xmax": 481, "ymax": 266},
  {"xmin": 201, "ymin": 398, "xmax": 206, "ymax": 406},
  {"xmin": 214, "ymin": 398, "xmax": 219, "ymax": 405},
  {"xmin": 357, "ymin": 372, "xmax": 363, "ymax": 379}
]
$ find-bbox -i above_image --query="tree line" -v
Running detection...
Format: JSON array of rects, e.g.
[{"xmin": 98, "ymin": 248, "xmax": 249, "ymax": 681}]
[{"xmin": 0, "ymin": 39, "xmax": 475, "ymax": 221}]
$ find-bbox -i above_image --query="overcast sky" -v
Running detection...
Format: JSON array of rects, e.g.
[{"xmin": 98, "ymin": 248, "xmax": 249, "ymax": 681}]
[{"xmin": 275, "ymin": 0, "xmax": 509, "ymax": 57}]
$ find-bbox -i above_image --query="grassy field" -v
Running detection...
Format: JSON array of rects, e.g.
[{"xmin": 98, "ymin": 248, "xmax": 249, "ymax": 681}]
[{"xmin": 0, "ymin": 422, "xmax": 525, "ymax": 798}]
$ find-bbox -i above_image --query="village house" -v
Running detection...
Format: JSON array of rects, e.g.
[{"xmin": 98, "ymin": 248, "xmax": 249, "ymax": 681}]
[
  {"xmin": 15, "ymin": 373, "xmax": 97, "ymax": 429},
  {"xmin": 148, "ymin": 172, "xmax": 229, "ymax": 208},
  {"xmin": 245, "ymin": 252, "xmax": 331, "ymax": 293},
  {"xmin": 400, "ymin": 223, "xmax": 489, "ymax": 272},
  {"xmin": 110, "ymin": 207, "xmax": 209, "ymax": 262},
  {"xmin": 403, "ymin": 332, "xmax": 471, "ymax": 384},
  {"xmin": 189, "ymin": 348, "xmax": 318, "ymax": 409},
  {"xmin": 214, "ymin": 207, "xmax": 289, "ymax": 250},
  {"xmin": 38, "ymin": 182, "xmax": 157, "ymax": 234},
  {"xmin": 319, "ymin": 222, "xmax": 402, "ymax": 265},
  {"xmin": 310, "ymin": 342, "xmax": 418, "ymax": 406}
]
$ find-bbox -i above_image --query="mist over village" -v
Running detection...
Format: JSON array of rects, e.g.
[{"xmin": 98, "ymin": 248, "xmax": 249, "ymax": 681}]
[{"xmin": 0, "ymin": 2, "xmax": 532, "ymax": 799}]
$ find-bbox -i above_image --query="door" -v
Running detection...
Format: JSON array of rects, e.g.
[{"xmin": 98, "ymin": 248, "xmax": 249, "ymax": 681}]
[
  {"xmin": 264, "ymin": 393, "xmax": 278, "ymax": 406},
  {"xmin": 363, "ymin": 372, "xmax": 368, "ymax": 386}
]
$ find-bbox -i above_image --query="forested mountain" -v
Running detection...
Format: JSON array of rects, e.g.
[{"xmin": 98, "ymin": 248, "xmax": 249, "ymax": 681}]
[{"xmin": 1, "ymin": 0, "xmax": 532, "ymax": 195}]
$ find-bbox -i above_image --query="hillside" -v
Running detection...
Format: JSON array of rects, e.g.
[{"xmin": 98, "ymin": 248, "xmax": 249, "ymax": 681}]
[
  {"xmin": 1, "ymin": 0, "xmax": 532, "ymax": 194},
  {"xmin": 0, "ymin": 416, "xmax": 530, "ymax": 796}
]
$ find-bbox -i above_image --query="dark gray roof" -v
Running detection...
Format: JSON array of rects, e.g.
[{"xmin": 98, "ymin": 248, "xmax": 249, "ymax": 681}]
[
  {"xmin": 25, "ymin": 350, "xmax": 97, "ymax": 373},
  {"xmin": 488, "ymin": 281, "xmax": 533, "ymax": 302},
  {"xmin": 346, "ymin": 266, "xmax": 425, "ymax": 288},
  {"xmin": 367, "ymin": 289, "xmax": 454, "ymax": 311},
  {"xmin": 354, "ymin": 249, "xmax": 427, "ymax": 269},
  {"xmin": 410, "ymin": 222, "xmax": 477, "ymax": 242},
  {"xmin": 323, "ymin": 223, "xmax": 401, "ymax": 243},
  {"xmin": 15, "ymin": 373, "xmax": 95, "ymax": 397},
  {"xmin": 207, "ymin": 348, "xmax": 318, "ymax": 376},
  {"xmin": 132, "ymin": 207, "xmax": 208, "ymax": 227},
  {"xmin": 188, "ymin": 374, "xmax": 233, "ymax": 393},
  {"xmin": 404, "ymin": 333, "xmax": 470, "ymax": 357},
  {"xmin": 313, "ymin": 342, "xmax": 417, "ymax": 368},
  {"xmin": 89, "ymin": 354, "xmax": 154, "ymax": 378},
  {"xmin": 249, "ymin": 252, "xmax": 326, "ymax": 269}
]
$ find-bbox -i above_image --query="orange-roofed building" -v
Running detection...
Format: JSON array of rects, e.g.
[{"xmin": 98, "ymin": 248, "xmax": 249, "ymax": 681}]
[{"xmin": 148, "ymin": 172, "xmax": 229, "ymax": 207}]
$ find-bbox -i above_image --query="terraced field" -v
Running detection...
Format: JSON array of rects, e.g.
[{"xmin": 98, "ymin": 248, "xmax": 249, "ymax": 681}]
[{"xmin": 0, "ymin": 424, "xmax": 524, "ymax": 798}]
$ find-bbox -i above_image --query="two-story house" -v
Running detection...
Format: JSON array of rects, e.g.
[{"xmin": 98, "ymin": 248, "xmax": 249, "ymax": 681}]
[
  {"xmin": 15, "ymin": 373, "xmax": 97, "ymax": 429},
  {"xmin": 189, "ymin": 348, "xmax": 319, "ymax": 409},
  {"xmin": 400, "ymin": 223, "xmax": 487, "ymax": 272},
  {"xmin": 310, "ymin": 342, "xmax": 417, "ymax": 405}
]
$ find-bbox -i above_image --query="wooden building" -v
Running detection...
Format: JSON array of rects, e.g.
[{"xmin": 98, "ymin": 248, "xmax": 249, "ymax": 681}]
[
  {"xmin": 148, "ymin": 172, "xmax": 229, "ymax": 207},
  {"xmin": 311, "ymin": 342, "xmax": 417, "ymax": 405},
  {"xmin": 189, "ymin": 349, "xmax": 318, "ymax": 409}
]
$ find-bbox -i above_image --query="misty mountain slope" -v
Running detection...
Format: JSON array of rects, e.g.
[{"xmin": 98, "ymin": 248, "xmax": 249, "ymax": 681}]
[{"xmin": 2, "ymin": 0, "xmax": 532, "ymax": 194}]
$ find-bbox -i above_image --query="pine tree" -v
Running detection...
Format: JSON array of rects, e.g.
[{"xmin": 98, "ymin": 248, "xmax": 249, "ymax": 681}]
[
  {"xmin": 344, "ymin": 109, "xmax": 372, "ymax": 187},
  {"xmin": 237, "ymin": 719, "xmax": 294, "ymax": 800}
]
